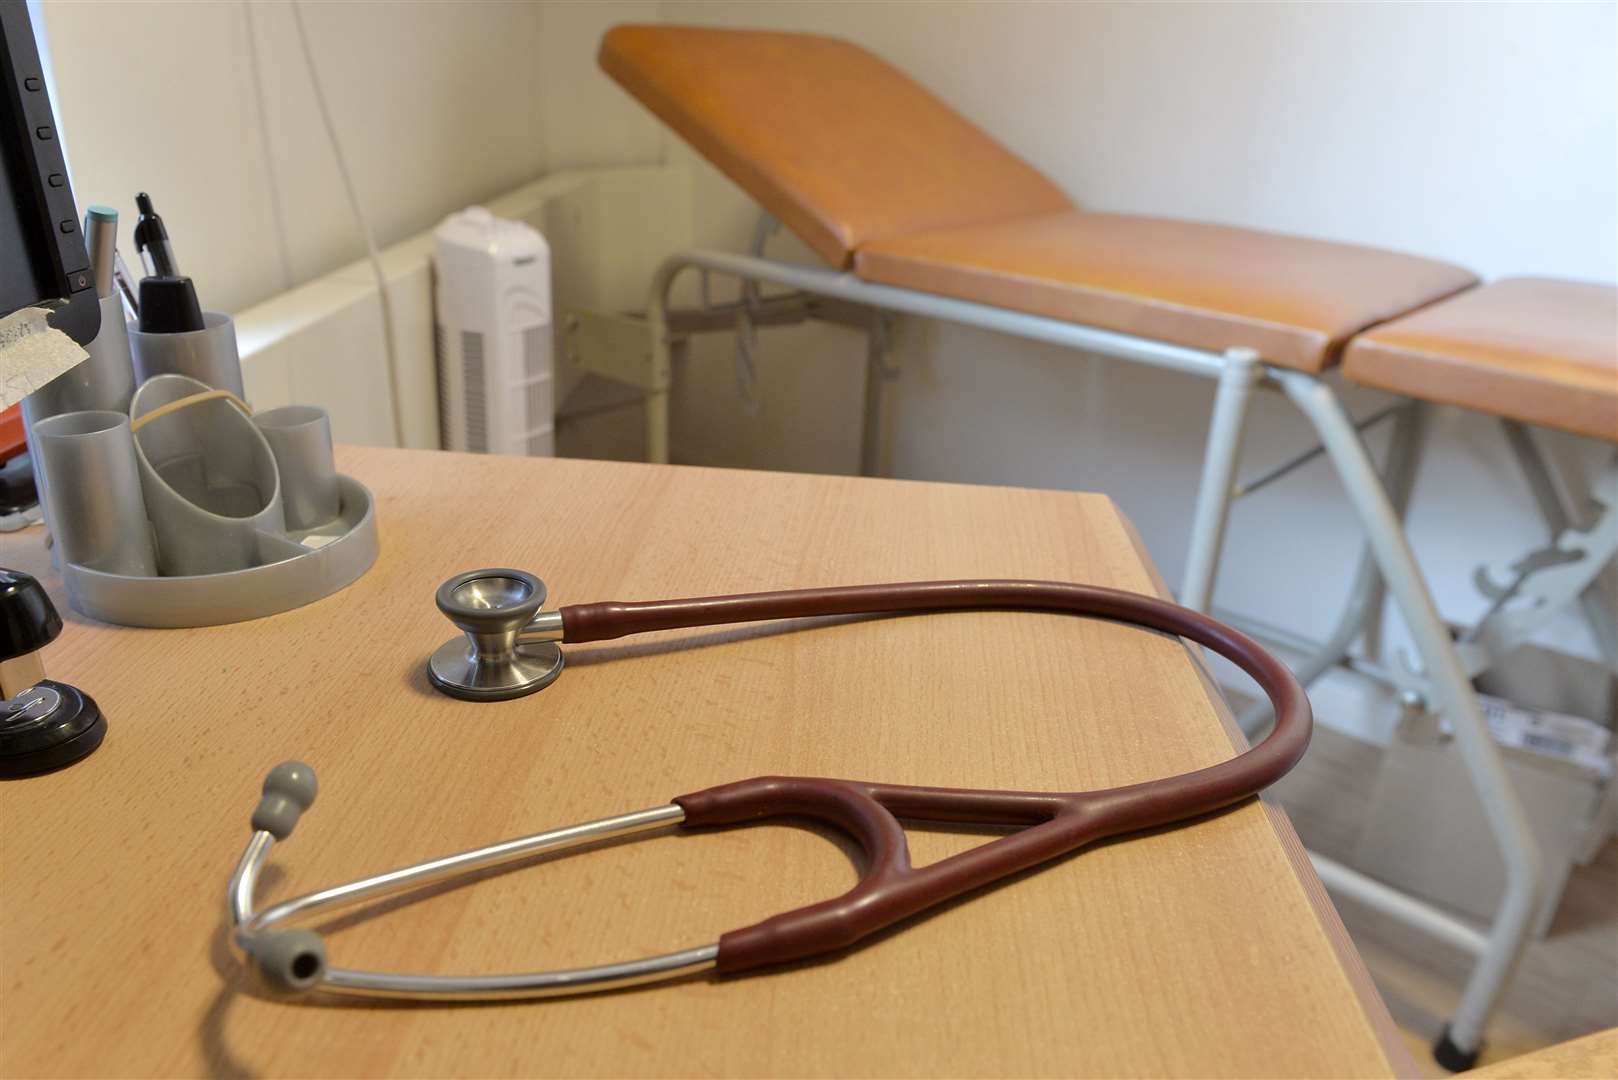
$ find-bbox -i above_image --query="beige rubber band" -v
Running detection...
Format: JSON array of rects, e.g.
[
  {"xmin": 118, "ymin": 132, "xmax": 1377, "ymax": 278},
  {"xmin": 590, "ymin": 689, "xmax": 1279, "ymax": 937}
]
[{"xmin": 129, "ymin": 389, "xmax": 253, "ymax": 434}]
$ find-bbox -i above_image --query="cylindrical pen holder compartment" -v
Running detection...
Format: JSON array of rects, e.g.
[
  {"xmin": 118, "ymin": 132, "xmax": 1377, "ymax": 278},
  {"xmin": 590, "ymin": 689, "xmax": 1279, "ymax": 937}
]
[
  {"xmin": 254, "ymin": 405, "xmax": 339, "ymax": 530},
  {"xmin": 21, "ymin": 294, "xmax": 137, "ymax": 424},
  {"xmin": 130, "ymin": 374, "xmax": 284, "ymax": 575},
  {"xmin": 22, "ymin": 294, "xmax": 139, "ymax": 559},
  {"xmin": 128, "ymin": 311, "xmax": 245, "ymax": 398},
  {"xmin": 30, "ymin": 410, "xmax": 158, "ymax": 577}
]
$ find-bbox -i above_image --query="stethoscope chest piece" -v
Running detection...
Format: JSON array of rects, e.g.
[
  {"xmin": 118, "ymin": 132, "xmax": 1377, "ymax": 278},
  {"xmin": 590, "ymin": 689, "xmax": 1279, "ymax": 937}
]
[
  {"xmin": 0, "ymin": 680, "xmax": 105, "ymax": 777},
  {"xmin": 427, "ymin": 638, "xmax": 563, "ymax": 702},
  {"xmin": 426, "ymin": 568, "xmax": 565, "ymax": 702},
  {"xmin": 1, "ymin": 569, "xmax": 107, "ymax": 778}
]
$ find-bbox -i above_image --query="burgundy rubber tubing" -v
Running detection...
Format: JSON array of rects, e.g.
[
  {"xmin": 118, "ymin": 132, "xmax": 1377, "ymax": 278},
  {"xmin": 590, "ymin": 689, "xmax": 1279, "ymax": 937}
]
[{"xmin": 560, "ymin": 580, "xmax": 1310, "ymax": 974}]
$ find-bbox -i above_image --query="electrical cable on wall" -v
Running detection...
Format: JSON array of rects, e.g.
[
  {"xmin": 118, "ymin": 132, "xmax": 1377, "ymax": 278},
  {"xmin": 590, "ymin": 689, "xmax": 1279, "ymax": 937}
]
[
  {"xmin": 288, "ymin": 0, "xmax": 406, "ymax": 448},
  {"xmin": 241, "ymin": 1, "xmax": 295, "ymax": 296}
]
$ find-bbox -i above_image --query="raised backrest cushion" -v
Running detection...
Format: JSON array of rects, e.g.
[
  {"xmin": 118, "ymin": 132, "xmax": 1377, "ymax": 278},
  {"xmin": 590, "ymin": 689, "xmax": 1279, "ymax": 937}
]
[{"xmin": 600, "ymin": 24, "xmax": 1074, "ymax": 268}]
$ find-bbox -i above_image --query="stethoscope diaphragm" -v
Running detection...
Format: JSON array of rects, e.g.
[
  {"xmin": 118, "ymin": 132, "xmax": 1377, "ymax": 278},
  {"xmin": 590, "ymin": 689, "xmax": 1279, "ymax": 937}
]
[{"xmin": 0, "ymin": 679, "xmax": 105, "ymax": 778}]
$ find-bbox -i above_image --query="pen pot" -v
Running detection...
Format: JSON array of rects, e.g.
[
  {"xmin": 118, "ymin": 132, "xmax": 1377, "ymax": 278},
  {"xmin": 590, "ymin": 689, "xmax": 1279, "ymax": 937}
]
[
  {"xmin": 29, "ymin": 410, "xmax": 158, "ymax": 577},
  {"xmin": 128, "ymin": 311, "xmax": 245, "ymax": 398},
  {"xmin": 130, "ymin": 374, "xmax": 285, "ymax": 575},
  {"xmin": 254, "ymin": 405, "xmax": 339, "ymax": 530}
]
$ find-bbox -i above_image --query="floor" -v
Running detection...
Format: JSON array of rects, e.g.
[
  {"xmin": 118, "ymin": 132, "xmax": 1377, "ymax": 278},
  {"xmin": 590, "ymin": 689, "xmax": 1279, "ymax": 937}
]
[{"xmin": 1268, "ymin": 724, "xmax": 1618, "ymax": 1076}]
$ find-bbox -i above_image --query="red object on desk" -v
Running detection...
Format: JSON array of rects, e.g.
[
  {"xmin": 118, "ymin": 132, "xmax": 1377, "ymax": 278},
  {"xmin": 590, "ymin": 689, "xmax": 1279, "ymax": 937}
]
[{"xmin": 0, "ymin": 404, "xmax": 25, "ymax": 463}]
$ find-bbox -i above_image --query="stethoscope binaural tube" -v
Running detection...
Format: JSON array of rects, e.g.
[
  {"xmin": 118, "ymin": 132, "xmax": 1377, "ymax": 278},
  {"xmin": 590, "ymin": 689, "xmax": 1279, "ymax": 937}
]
[{"xmin": 228, "ymin": 575, "xmax": 1310, "ymax": 1001}]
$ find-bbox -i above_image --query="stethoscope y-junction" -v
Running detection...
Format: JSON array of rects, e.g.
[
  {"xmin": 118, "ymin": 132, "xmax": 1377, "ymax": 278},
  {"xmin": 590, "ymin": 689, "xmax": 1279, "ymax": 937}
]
[{"xmin": 228, "ymin": 569, "xmax": 1311, "ymax": 1001}]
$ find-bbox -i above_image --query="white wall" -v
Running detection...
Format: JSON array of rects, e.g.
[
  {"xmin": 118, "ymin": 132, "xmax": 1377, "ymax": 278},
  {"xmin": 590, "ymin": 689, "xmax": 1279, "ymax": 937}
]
[
  {"xmin": 37, "ymin": 0, "xmax": 661, "ymax": 315},
  {"xmin": 654, "ymin": 1, "xmax": 1617, "ymax": 673}
]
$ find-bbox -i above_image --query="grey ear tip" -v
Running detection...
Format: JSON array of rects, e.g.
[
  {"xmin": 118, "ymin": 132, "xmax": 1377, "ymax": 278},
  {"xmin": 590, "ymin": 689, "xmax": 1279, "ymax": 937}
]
[
  {"xmin": 263, "ymin": 761, "xmax": 318, "ymax": 809},
  {"xmin": 251, "ymin": 928, "xmax": 327, "ymax": 994}
]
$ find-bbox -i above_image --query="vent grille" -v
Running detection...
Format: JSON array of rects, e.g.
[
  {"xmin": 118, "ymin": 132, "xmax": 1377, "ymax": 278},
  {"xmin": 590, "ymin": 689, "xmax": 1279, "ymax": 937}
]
[
  {"xmin": 434, "ymin": 323, "xmax": 450, "ymax": 449},
  {"xmin": 522, "ymin": 325, "xmax": 547, "ymax": 378},
  {"xmin": 462, "ymin": 330, "xmax": 486, "ymax": 452},
  {"xmin": 525, "ymin": 379, "xmax": 550, "ymax": 430}
]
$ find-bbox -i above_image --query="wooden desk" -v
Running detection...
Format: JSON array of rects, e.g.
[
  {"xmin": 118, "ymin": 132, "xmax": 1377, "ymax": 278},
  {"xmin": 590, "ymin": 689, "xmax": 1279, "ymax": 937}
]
[{"xmin": 1, "ymin": 447, "xmax": 1409, "ymax": 1077}]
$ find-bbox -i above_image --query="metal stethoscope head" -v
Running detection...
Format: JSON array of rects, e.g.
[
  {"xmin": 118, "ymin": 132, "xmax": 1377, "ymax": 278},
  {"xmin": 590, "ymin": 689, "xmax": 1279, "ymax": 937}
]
[{"xmin": 426, "ymin": 569, "xmax": 567, "ymax": 701}]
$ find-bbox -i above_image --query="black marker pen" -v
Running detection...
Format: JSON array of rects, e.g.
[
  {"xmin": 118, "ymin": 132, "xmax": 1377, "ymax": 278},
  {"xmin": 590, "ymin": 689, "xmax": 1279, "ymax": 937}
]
[{"xmin": 132, "ymin": 191, "xmax": 179, "ymax": 278}]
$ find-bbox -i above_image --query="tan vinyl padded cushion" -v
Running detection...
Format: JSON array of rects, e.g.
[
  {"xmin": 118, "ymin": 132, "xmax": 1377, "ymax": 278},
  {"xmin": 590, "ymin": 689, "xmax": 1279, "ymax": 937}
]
[
  {"xmin": 1345, "ymin": 278, "xmax": 1618, "ymax": 442},
  {"xmin": 599, "ymin": 24, "xmax": 1074, "ymax": 268},
  {"xmin": 856, "ymin": 211, "xmax": 1480, "ymax": 372}
]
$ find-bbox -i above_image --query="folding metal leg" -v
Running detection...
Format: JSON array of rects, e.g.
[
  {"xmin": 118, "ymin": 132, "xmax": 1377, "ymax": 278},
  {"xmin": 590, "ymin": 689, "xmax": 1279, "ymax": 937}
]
[
  {"xmin": 643, "ymin": 259, "xmax": 680, "ymax": 466},
  {"xmin": 1180, "ymin": 348, "xmax": 1262, "ymax": 612},
  {"xmin": 1277, "ymin": 373, "xmax": 1543, "ymax": 1067},
  {"xmin": 1355, "ymin": 407, "xmax": 1426, "ymax": 668},
  {"xmin": 1235, "ymin": 403, "xmax": 1422, "ymax": 735},
  {"xmin": 859, "ymin": 313, "xmax": 895, "ymax": 478},
  {"xmin": 644, "ymin": 389, "xmax": 671, "ymax": 466}
]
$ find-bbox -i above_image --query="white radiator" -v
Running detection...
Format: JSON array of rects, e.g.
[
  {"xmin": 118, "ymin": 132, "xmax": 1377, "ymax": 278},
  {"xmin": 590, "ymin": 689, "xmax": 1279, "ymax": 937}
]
[{"xmin": 434, "ymin": 208, "xmax": 554, "ymax": 456}]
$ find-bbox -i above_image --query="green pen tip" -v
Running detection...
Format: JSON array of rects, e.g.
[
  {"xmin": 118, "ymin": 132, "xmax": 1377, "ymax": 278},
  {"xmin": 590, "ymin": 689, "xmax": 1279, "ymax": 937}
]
[{"xmin": 86, "ymin": 205, "xmax": 117, "ymax": 222}]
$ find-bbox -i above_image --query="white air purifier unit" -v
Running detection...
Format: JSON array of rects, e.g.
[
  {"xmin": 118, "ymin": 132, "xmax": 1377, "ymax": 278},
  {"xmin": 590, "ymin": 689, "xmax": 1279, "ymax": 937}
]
[{"xmin": 433, "ymin": 207, "xmax": 554, "ymax": 456}]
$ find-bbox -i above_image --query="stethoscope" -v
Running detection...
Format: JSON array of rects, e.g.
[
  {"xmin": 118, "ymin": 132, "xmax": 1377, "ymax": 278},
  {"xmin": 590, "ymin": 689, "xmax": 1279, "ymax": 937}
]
[{"xmin": 227, "ymin": 569, "xmax": 1310, "ymax": 1001}]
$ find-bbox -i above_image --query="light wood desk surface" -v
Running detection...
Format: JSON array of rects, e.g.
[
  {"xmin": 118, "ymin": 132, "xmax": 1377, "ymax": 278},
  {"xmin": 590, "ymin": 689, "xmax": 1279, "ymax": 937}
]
[
  {"xmin": 1, "ymin": 447, "xmax": 1408, "ymax": 1078},
  {"xmin": 1464, "ymin": 1028, "xmax": 1617, "ymax": 1079}
]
